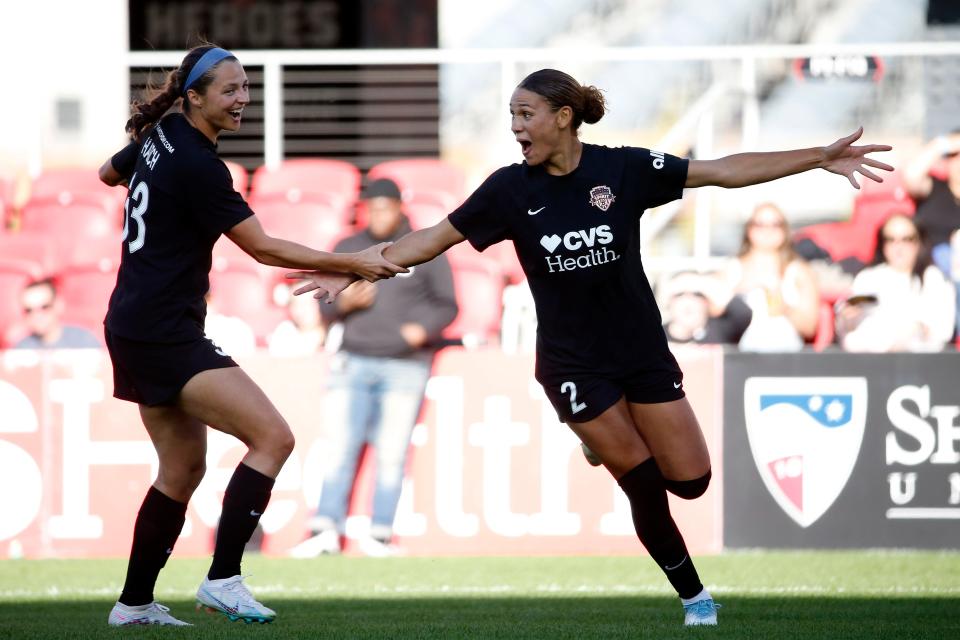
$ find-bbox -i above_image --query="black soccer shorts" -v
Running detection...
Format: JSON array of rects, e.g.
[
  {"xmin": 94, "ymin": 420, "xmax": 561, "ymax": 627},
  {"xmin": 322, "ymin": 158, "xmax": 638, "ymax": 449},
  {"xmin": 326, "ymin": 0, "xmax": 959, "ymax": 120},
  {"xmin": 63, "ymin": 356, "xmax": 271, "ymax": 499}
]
[
  {"xmin": 541, "ymin": 367, "xmax": 685, "ymax": 424},
  {"xmin": 105, "ymin": 329, "xmax": 238, "ymax": 406}
]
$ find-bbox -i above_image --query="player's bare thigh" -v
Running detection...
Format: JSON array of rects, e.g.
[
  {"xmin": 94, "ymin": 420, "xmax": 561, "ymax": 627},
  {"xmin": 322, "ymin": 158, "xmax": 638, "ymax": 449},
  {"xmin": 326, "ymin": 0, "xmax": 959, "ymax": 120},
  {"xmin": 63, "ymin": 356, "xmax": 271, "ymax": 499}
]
[
  {"xmin": 139, "ymin": 403, "xmax": 207, "ymax": 502},
  {"xmin": 175, "ymin": 366, "xmax": 294, "ymax": 477},
  {"xmin": 627, "ymin": 397, "xmax": 710, "ymax": 481},
  {"xmin": 564, "ymin": 397, "xmax": 651, "ymax": 479}
]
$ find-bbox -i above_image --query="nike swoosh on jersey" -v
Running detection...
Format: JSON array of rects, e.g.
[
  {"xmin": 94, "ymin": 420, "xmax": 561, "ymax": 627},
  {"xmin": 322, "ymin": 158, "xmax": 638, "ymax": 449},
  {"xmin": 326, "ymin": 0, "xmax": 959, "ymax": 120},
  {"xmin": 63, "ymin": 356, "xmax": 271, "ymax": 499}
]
[{"xmin": 527, "ymin": 206, "xmax": 546, "ymax": 215}]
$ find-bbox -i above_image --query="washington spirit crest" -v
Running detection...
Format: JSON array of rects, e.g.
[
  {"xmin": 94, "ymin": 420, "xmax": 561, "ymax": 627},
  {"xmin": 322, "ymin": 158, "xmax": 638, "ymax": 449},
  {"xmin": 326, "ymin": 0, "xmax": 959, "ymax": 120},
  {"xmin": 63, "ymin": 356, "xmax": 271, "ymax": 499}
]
[
  {"xmin": 588, "ymin": 185, "xmax": 615, "ymax": 211},
  {"xmin": 744, "ymin": 377, "xmax": 867, "ymax": 528}
]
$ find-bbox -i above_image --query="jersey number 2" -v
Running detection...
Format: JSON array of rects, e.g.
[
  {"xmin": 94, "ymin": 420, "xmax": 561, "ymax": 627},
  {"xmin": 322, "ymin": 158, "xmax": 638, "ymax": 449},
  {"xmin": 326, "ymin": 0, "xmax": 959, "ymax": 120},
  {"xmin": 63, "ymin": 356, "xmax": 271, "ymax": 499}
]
[
  {"xmin": 560, "ymin": 381, "xmax": 587, "ymax": 415},
  {"xmin": 122, "ymin": 172, "xmax": 149, "ymax": 253}
]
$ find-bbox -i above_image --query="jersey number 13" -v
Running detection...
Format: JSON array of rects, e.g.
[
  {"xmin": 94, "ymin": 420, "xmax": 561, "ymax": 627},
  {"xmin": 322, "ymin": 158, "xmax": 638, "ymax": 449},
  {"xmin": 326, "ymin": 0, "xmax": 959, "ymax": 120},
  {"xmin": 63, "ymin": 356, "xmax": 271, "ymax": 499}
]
[{"xmin": 122, "ymin": 172, "xmax": 149, "ymax": 253}]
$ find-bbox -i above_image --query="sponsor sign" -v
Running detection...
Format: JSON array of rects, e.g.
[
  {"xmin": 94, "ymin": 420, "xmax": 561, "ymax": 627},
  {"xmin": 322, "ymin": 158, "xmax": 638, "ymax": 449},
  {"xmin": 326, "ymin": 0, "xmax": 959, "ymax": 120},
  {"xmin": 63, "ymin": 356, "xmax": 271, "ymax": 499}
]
[
  {"xmin": 0, "ymin": 346, "xmax": 723, "ymax": 558},
  {"xmin": 725, "ymin": 352, "xmax": 960, "ymax": 549},
  {"xmin": 793, "ymin": 55, "xmax": 884, "ymax": 81}
]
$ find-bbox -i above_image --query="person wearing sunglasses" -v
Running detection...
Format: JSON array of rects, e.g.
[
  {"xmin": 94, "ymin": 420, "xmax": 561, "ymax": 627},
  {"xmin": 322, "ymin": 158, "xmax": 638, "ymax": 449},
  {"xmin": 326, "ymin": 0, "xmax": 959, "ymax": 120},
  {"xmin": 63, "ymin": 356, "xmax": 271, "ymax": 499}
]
[
  {"xmin": 13, "ymin": 278, "xmax": 101, "ymax": 349},
  {"xmin": 837, "ymin": 213, "xmax": 955, "ymax": 352},
  {"xmin": 724, "ymin": 203, "xmax": 820, "ymax": 352}
]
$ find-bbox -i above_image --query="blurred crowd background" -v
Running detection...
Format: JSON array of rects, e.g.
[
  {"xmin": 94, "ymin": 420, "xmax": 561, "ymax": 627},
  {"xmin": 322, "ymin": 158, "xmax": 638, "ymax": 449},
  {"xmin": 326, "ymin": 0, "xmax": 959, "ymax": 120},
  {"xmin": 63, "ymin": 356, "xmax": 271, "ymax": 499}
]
[{"xmin": 1, "ymin": 0, "xmax": 959, "ymax": 356}]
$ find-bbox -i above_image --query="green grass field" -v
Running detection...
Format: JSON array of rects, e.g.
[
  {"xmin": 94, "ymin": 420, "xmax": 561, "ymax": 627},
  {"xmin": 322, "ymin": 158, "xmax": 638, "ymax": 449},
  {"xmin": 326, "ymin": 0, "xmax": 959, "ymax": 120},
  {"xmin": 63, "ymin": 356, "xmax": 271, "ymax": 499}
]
[{"xmin": 1, "ymin": 552, "xmax": 958, "ymax": 639}]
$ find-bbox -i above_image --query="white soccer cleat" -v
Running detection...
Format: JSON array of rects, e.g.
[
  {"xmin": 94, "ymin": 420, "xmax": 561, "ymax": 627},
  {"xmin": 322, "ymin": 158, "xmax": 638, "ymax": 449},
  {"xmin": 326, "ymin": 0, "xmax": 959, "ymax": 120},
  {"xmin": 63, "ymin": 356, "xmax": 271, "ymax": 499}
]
[
  {"xmin": 355, "ymin": 535, "xmax": 402, "ymax": 558},
  {"xmin": 580, "ymin": 442, "xmax": 603, "ymax": 466},
  {"xmin": 108, "ymin": 601, "xmax": 192, "ymax": 626},
  {"xmin": 196, "ymin": 575, "xmax": 276, "ymax": 624},
  {"xmin": 288, "ymin": 529, "xmax": 341, "ymax": 558},
  {"xmin": 683, "ymin": 598, "xmax": 720, "ymax": 626}
]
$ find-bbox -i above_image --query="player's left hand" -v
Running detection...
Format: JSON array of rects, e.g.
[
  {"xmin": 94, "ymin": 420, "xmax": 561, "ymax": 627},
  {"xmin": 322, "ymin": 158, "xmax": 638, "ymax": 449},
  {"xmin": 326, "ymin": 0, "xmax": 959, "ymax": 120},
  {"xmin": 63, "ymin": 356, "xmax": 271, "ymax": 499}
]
[
  {"xmin": 285, "ymin": 271, "xmax": 357, "ymax": 302},
  {"xmin": 821, "ymin": 127, "xmax": 894, "ymax": 189}
]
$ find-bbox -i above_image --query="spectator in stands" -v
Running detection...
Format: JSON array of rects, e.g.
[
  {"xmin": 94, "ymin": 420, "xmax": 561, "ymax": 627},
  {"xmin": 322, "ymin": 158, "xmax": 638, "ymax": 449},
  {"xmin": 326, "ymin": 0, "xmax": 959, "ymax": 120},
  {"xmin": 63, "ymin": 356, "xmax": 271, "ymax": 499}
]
[
  {"xmin": 724, "ymin": 203, "xmax": 820, "ymax": 352},
  {"xmin": 662, "ymin": 271, "xmax": 752, "ymax": 345},
  {"xmin": 904, "ymin": 130, "xmax": 960, "ymax": 256},
  {"xmin": 290, "ymin": 178, "xmax": 457, "ymax": 558},
  {"xmin": 267, "ymin": 284, "xmax": 325, "ymax": 357},
  {"xmin": 289, "ymin": 69, "xmax": 891, "ymax": 627},
  {"xmin": 949, "ymin": 229, "xmax": 960, "ymax": 339},
  {"xmin": 836, "ymin": 213, "xmax": 955, "ymax": 352},
  {"xmin": 13, "ymin": 278, "xmax": 101, "ymax": 349},
  {"xmin": 97, "ymin": 44, "xmax": 403, "ymax": 627}
]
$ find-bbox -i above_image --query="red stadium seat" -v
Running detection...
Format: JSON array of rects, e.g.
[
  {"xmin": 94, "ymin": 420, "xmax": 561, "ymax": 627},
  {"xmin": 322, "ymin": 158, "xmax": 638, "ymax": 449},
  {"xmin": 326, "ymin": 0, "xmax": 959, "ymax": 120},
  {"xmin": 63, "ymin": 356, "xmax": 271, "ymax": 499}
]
[
  {"xmin": 489, "ymin": 241, "xmax": 526, "ymax": 285},
  {"xmin": 57, "ymin": 259, "xmax": 119, "ymax": 336},
  {"xmin": 0, "ymin": 231, "xmax": 60, "ymax": 275},
  {"xmin": 19, "ymin": 200, "xmax": 121, "ymax": 260},
  {"xmin": 0, "ymin": 259, "xmax": 45, "ymax": 347},
  {"xmin": 444, "ymin": 254, "xmax": 505, "ymax": 345},
  {"xmin": 29, "ymin": 167, "xmax": 126, "ymax": 214},
  {"xmin": 250, "ymin": 198, "xmax": 349, "ymax": 252},
  {"xmin": 851, "ymin": 170, "xmax": 915, "ymax": 232},
  {"xmin": 209, "ymin": 257, "xmax": 286, "ymax": 343},
  {"xmin": 224, "ymin": 160, "xmax": 249, "ymax": 196},
  {"xmin": 400, "ymin": 202, "xmax": 448, "ymax": 231},
  {"xmin": 250, "ymin": 159, "xmax": 361, "ymax": 212},
  {"xmin": 367, "ymin": 158, "xmax": 466, "ymax": 209},
  {"xmin": 794, "ymin": 221, "xmax": 875, "ymax": 265},
  {"xmin": 65, "ymin": 236, "xmax": 121, "ymax": 270}
]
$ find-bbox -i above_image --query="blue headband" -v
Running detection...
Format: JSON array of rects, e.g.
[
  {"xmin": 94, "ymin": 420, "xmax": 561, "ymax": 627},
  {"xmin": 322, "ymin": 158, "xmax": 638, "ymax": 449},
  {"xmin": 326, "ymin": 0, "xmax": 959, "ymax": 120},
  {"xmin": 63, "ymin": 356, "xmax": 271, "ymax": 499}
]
[{"xmin": 182, "ymin": 48, "xmax": 235, "ymax": 95}]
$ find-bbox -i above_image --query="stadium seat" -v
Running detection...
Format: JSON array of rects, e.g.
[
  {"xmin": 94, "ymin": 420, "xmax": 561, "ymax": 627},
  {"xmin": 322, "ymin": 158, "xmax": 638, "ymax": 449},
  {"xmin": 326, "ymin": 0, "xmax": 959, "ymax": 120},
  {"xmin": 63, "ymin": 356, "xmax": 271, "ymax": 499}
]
[
  {"xmin": 0, "ymin": 258, "xmax": 45, "ymax": 347},
  {"xmin": 66, "ymin": 236, "xmax": 121, "ymax": 270},
  {"xmin": 249, "ymin": 159, "xmax": 361, "ymax": 212},
  {"xmin": 851, "ymin": 170, "xmax": 915, "ymax": 233},
  {"xmin": 794, "ymin": 221, "xmax": 875, "ymax": 266},
  {"xmin": 19, "ymin": 200, "xmax": 121, "ymax": 259},
  {"xmin": 444, "ymin": 253, "xmax": 505, "ymax": 345},
  {"xmin": 367, "ymin": 158, "xmax": 466, "ymax": 210},
  {"xmin": 209, "ymin": 257, "xmax": 286, "ymax": 344},
  {"xmin": 399, "ymin": 201, "xmax": 447, "ymax": 231},
  {"xmin": 57, "ymin": 259, "xmax": 119, "ymax": 336},
  {"xmin": 490, "ymin": 241, "xmax": 526, "ymax": 285},
  {"xmin": 224, "ymin": 160, "xmax": 249, "ymax": 196},
  {"xmin": 0, "ymin": 231, "xmax": 60, "ymax": 275},
  {"xmin": 29, "ymin": 167, "xmax": 126, "ymax": 214},
  {"xmin": 249, "ymin": 198, "xmax": 349, "ymax": 252}
]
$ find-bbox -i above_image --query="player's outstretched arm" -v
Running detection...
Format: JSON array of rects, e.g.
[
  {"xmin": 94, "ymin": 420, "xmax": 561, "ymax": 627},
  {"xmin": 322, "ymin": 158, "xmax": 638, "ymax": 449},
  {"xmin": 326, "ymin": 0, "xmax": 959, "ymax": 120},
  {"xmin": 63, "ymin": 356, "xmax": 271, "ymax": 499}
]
[
  {"xmin": 227, "ymin": 216, "xmax": 405, "ymax": 279},
  {"xmin": 286, "ymin": 218, "xmax": 466, "ymax": 301},
  {"xmin": 685, "ymin": 127, "xmax": 893, "ymax": 190},
  {"xmin": 381, "ymin": 218, "xmax": 466, "ymax": 268}
]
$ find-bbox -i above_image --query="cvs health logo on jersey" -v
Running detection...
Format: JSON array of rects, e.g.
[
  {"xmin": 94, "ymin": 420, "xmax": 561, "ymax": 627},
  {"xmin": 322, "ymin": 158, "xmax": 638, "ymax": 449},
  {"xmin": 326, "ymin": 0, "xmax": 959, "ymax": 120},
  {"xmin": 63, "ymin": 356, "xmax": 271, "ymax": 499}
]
[
  {"xmin": 744, "ymin": 377, "xmax": 867, "ymax": 528},
  {"xmin": 540, "ymin": 225, "xmax": 620, "ymax": 273}
]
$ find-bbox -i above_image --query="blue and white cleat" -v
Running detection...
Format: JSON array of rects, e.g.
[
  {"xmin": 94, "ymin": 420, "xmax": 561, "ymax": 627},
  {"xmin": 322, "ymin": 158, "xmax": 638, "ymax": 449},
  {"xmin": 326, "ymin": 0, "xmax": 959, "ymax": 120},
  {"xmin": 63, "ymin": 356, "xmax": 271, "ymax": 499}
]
[
  {"xmin": 108, "ymin": 601, "xmax": 192, "ymax": 626},
  {"xmin": 683, "ymin": 597, "xmax": 720, "ymax": 626},
  {"xmin": 196, "ymin": 575, "xmax": 276, "ymax": 624}
]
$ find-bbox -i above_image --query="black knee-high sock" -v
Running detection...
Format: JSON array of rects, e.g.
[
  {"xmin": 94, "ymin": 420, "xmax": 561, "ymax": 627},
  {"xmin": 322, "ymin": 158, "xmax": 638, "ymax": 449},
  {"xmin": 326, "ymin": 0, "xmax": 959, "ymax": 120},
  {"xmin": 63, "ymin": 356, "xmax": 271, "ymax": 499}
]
[
  {"xmin": 119, "ymin": 486, "xmax": 188, "ymax": 606},
  {"xmin": 617, "ymin": 458, "xmax": 704, "ymax": 599},
  {"xmin": 208, "ymin": 462, "xmax": 274, "ymax": 580}
]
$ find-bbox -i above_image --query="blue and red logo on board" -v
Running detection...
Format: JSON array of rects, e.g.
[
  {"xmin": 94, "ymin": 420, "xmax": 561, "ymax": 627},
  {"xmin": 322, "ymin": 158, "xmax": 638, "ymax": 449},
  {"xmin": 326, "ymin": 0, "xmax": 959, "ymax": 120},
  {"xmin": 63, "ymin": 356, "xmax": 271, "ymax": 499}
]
[{"xmin": 744, "ymin": 377, "xmax": 868, "ymax": 528}]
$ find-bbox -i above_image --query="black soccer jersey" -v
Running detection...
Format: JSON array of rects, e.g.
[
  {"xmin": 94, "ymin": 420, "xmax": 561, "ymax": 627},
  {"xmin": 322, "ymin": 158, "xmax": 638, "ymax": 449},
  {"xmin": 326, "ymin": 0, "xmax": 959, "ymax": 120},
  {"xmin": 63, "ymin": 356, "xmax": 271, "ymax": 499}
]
[
  {"xmin": 104, "ymin": 113, "xmax": 253, "ymax": 343},
  {"xmin": 448, "ymin": 144, "xmax": 688, "ymax": 383}
]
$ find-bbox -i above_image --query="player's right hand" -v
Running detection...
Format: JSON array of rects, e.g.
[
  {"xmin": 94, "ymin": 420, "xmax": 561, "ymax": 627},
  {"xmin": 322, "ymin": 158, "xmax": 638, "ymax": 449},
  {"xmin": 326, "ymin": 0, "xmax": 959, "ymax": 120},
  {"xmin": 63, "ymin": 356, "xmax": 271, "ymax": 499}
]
[{"xmin": 352, "ymin": 243, "xmax": 408, "ymax": 281}]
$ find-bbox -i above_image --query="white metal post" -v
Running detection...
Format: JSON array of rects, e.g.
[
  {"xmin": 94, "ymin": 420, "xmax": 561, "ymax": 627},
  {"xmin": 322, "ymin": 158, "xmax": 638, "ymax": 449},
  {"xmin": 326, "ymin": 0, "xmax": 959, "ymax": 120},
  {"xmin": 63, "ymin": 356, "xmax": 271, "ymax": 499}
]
[{"xmin": 263, "ymin": 58, "xmax": 283, "ymax": 170}]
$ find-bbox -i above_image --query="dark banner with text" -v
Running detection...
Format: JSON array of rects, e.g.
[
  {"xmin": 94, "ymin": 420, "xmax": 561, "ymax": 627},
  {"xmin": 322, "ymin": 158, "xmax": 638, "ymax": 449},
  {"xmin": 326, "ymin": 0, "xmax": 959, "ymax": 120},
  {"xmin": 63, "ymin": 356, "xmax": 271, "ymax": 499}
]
[{"xmin": 723, "ymin": 351, "xmax": 960, "ymax": 549}]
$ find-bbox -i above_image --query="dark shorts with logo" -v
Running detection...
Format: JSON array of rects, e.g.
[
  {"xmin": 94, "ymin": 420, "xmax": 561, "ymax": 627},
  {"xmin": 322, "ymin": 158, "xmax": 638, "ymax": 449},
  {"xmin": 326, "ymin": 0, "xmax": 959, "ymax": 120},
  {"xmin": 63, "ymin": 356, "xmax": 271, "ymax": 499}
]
[
  {"xmin": 540, "ymin": 367, "xmax": 686, "ymax": 424},
  {"xmin": 105, "ymin": 329, "xmax": 238, "ymax": 407}
]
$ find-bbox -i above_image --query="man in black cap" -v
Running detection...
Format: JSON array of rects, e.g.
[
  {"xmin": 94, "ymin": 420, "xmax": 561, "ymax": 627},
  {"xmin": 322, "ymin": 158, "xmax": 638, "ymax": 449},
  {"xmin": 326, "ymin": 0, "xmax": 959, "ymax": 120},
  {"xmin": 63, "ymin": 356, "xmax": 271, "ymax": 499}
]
[{"xmin": 291, "ymin": 178, "xmax": 458, "ymax": 557}]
